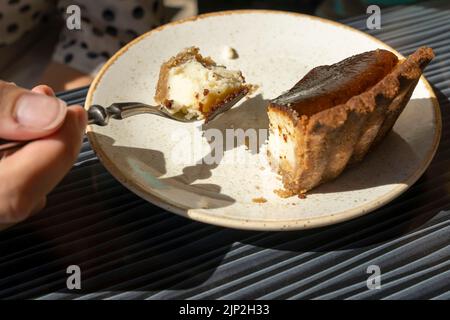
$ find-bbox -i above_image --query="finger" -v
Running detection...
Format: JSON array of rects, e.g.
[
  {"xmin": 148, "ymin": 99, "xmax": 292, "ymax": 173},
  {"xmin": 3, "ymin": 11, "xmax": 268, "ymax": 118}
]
[
  {"xmin": 0, "ymin": 105, "xmax": 86, "ymax": 223},
  {"xmin": 0, "ymin": 80, "xmax": 67, "ymax": 140},
  {"xmin": 32, "ymin": 85, "xmax": 55, "ymax": 97}
]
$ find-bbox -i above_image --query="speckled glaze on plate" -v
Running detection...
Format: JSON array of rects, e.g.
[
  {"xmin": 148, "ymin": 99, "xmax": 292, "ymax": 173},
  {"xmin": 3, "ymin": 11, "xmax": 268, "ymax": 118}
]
[{"xmin": 85, "ymin": 10, "xmax": 441, "ymax": 231}]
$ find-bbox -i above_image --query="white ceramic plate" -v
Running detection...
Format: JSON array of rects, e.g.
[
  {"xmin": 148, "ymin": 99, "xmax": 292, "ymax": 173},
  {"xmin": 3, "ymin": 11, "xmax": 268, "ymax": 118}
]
[{"xmin": 86, "ymin": 10, "xmax": 441, "ymax": 231}]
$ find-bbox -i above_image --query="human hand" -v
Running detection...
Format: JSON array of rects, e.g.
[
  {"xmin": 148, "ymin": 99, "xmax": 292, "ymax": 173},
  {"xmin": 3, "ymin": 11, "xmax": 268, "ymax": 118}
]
[{"xmin": 0, "ymin": 81, "xmax": 87, "ymax": 223}]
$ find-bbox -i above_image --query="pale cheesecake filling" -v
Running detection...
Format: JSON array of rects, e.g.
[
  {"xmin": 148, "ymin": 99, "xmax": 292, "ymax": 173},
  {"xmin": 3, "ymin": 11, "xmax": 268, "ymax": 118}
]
[
  {"xmin": 267, "ymin": 112, "xmax": 297, "ymax": 173},
  {"xmin": 165, "ymin": 59, "xmax": 245, "ymax": 119}
]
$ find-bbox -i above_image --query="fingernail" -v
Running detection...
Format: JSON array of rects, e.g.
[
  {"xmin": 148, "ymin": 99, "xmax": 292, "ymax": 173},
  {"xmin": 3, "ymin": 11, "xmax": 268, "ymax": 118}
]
[{"xmin": 15, "ymin": 93, "xmax": 67, "ymax": 130}]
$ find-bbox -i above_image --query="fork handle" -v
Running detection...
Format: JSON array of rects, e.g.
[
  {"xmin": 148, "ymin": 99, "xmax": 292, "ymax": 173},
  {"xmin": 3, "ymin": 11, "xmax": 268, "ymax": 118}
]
[
  {"xmin": 0, "ymin": 105, "xmax": 103, "ymax": 154},
  {"xmin": 87, "ymin": 102, "xmax": 164, "ymax": 126},
  {"xmin": 0, "ymin": 105, "xmax": 109, "ymax": 154},
  {"xmin": 0, "ymin": 103, "xmax": 164, "ymax": 154}
]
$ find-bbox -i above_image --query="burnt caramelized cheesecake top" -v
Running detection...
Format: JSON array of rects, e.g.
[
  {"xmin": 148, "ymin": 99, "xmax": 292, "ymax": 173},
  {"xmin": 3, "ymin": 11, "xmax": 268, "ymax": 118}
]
[{"xmin": 271, "ymin": 49, "xmax": 399, "ymax": 117}]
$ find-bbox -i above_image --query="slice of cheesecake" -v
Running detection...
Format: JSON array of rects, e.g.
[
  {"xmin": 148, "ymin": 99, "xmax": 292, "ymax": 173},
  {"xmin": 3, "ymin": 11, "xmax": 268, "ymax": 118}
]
[
  {"xmin": 155, "ymin": 47, "xmax": 249, "ymax": 121},
  {"xmin": 267, "ymin": 47, "xmax": 434, "ymax": 196}
]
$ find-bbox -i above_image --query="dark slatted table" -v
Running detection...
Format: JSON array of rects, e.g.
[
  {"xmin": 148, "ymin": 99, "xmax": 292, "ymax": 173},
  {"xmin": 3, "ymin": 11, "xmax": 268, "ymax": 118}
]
[{"xmin": 1, "ymin": 1, "xmax": 450, "ymax": 300}]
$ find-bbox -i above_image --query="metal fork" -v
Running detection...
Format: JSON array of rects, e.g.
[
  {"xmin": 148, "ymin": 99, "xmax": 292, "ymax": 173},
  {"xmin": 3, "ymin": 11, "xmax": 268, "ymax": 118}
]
[{"xmin": 0, "ymin": 91, "xmax": 246, "ymax": 153}]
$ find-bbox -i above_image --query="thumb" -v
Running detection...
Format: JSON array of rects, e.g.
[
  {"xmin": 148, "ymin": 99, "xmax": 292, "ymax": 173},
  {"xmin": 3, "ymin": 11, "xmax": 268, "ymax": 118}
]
[{"xmin": 0, "ymin": 81, "xmax": 67, "ymax": 140}]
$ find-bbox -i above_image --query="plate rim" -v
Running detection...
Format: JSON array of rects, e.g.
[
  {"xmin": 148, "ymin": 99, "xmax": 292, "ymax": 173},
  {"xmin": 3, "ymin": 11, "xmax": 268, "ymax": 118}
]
[{"xmin": 85, "ymin": 9, "xmax": 442, "ymax": 231}]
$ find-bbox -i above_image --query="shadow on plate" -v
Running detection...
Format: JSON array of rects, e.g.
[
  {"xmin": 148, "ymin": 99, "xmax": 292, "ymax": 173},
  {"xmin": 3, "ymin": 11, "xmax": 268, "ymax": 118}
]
[
  {"xmin": 132, "ymin": 94, "xmax": 269, "ymax": 205},
  {"xmin": 202, "ymin": 93, "xmax": 270, "ymax": 154},
  {"xmin": 90, "ymin": 132, "xmax": 236, "ymax": 210}
]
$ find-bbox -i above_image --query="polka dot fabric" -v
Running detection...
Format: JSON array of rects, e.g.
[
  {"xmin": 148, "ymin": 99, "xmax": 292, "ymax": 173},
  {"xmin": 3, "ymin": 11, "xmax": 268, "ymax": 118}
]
[
  {"xmin": 53, "ymin": 0, "xmax": 163, "ymax": 75},
  {"xmin": 0, "ymin": 0, "xmax": 163, "ymax": 75},
  {"xmin": 0, "ymin": 0, "xmax": 54, "ymax": 46}
]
